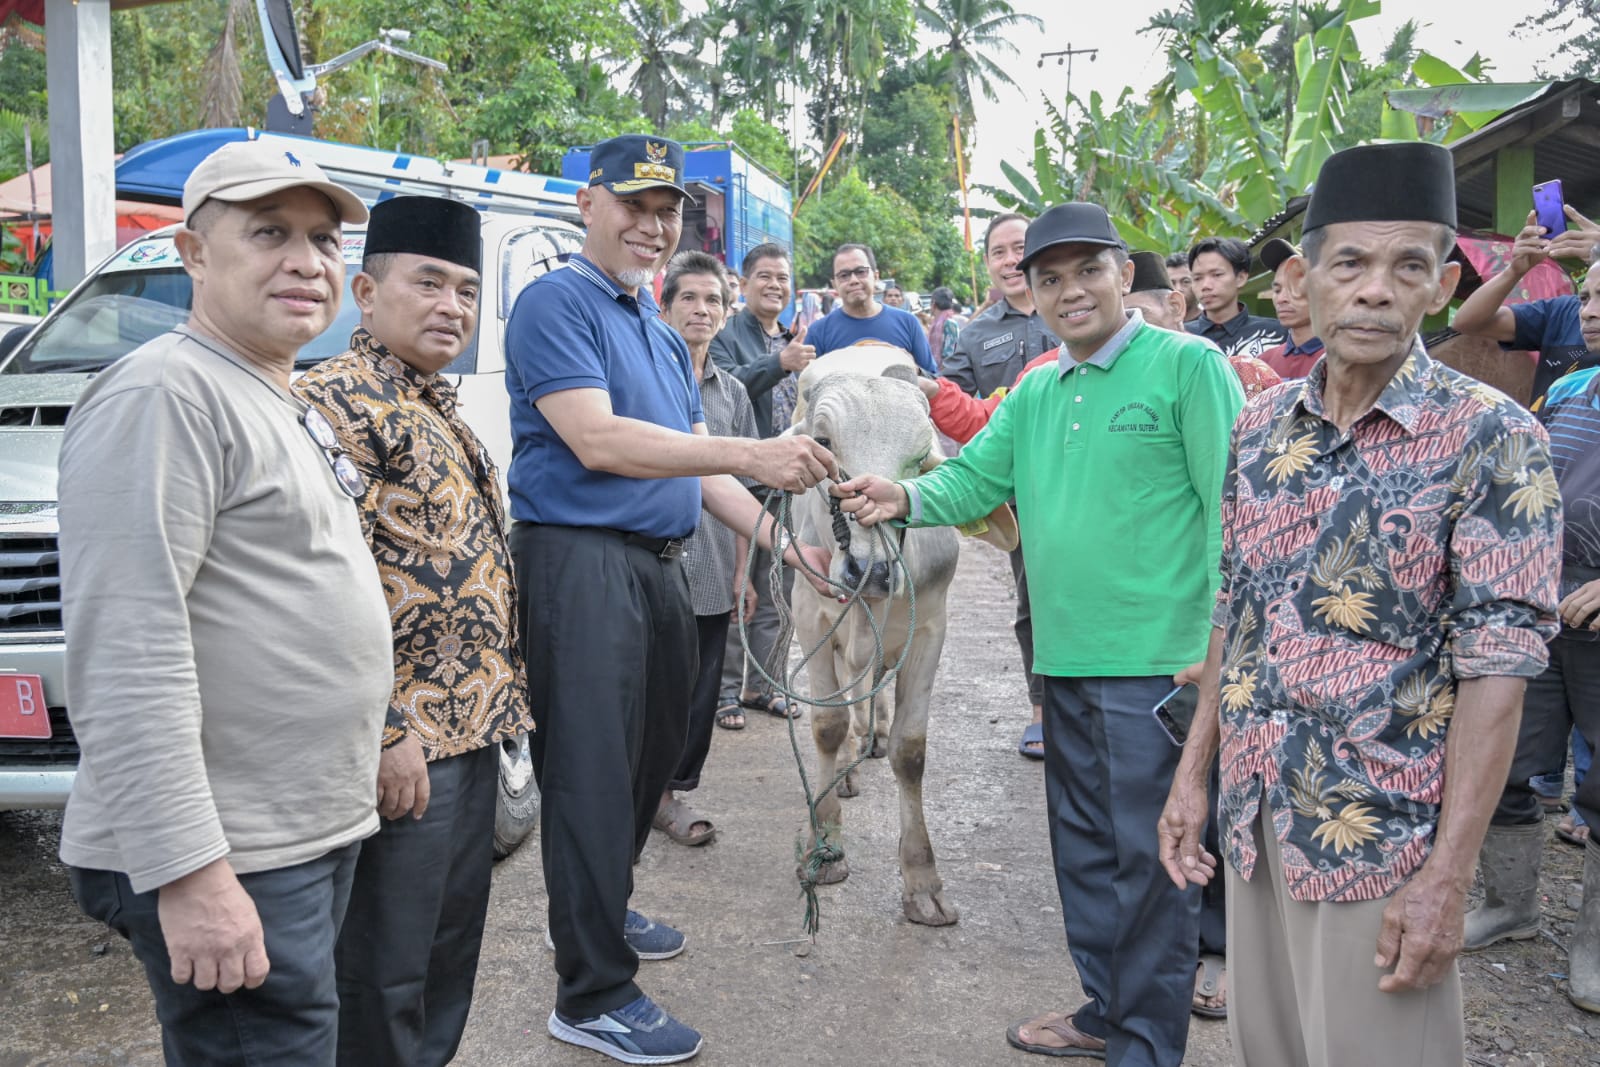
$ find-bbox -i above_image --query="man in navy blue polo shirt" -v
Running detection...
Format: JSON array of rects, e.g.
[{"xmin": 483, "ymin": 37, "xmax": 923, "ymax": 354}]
[
  {"xmin": 805, "ymin": 242, "xmax": 937, "ymax": 372},
  {"xmin": 504, "ymin": 134, "xmax": 835, "ymax": 1065},
  {"xmin": 1453, "ymin": 205, "xmax": 1600, "ymax": 406}
]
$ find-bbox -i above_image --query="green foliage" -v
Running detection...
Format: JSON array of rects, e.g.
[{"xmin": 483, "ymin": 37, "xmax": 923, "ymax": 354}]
[
  {"xmin": 860, "ymin": 78, "xmax": 958, "ymax": 220},
  {"xmin": 1516, "ymin": 2, "xmax": 1600, "ymax": 81},
  {"xmin": 0, "ymin": 44, "xmax": 46, "ymax": 119},
  {"xmin": 927, "ymin": 221, "xmax": 979, "ymax": 305},
  {"xmin": 793, "ymin": 169, "xmax": 933, "ymax": 290},
  {"xmin": 913, "ymin": 0, "xmax": 1042, "ymax": 133},
  {"xmin": 0, "ymin": 108, "xmax": 47, "ymax": 184},
  {"xmin": 727, "ymin": 109, "xmax": 794, "ymax": 178}
]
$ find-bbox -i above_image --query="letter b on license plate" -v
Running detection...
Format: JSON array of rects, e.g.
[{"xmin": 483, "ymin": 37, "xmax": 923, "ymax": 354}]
[{"xmin": 0, "ymin": 674, "xmax": 49, "ymax": 739}]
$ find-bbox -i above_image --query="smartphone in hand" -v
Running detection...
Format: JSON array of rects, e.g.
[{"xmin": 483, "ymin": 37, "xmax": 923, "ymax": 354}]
[
  {"xmin": 1152, "ymin": 683, "xmax": 1199, "ymax": 747},
  {"xmin": 1534, "ymin": 180, "xmax": 1567, "ymax": 238}
]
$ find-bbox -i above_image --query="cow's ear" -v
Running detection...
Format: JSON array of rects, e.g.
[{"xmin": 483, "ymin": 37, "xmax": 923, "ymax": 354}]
[{"xmin": 881, "ymin": 364, "xmax": 919, "ymax": 387}]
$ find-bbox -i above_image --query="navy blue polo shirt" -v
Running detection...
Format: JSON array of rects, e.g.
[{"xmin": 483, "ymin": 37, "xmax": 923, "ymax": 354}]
[
  {"xmin": 1506, "ymin": 294, "xmax": 1598, "ymax": 405},
  {"xmin": 807, "ymin": 305, "xmax": 937, "ymax": 373},
  {"xmin": 504, "ymin": 254, "xmax": 705, "ymax": 539}
]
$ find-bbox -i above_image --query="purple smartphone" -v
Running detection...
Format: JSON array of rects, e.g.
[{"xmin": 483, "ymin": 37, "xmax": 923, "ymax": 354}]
[{"xmin": 1534, "ymin": 180, "xmax": 1567, "ymax": 237}]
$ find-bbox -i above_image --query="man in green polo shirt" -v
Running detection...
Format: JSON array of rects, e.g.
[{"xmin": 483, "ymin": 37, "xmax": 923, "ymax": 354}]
[{"xmin": 836, "ymin": 202, "xmax": 1244, "ymax": 1066}]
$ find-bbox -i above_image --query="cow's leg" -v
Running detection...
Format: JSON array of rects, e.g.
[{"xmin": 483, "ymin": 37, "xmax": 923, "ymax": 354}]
[
  {"xmin": 853, "ymin": 664, "xmax": 892, "ymax": 760},
  {"xmin": 890, "ymin": 623, "xmax": 956, "ymax": 927},
  {"xmin": 806, "ymin": 643, "xmax": 851, "ymax": 884}
]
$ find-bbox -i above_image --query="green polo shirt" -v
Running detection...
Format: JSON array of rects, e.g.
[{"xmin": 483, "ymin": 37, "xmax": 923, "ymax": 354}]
[{"xmin": 902, "ymin": 312, "xmax": 1244, "ymax": 677}]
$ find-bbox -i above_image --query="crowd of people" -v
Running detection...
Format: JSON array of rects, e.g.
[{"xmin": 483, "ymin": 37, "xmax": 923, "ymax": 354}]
[{"xmin": 44, "ymin": 126, "xmax": 1600, "ymax": 1067}]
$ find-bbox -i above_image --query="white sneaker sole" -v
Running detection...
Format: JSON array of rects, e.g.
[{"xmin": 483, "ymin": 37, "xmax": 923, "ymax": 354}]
[
  {"xmin": 542, "ymin": 926, "xmax": 686, "ymax": 960},
  {"xmin": 547, "ymin": 1010, "xmax": 703, "ymax": 1064}
]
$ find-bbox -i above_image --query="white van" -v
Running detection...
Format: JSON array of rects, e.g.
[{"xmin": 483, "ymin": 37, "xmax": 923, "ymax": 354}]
[{"xmin": 0, "ymin": 211, "xmax": 582, "ymax": 856}]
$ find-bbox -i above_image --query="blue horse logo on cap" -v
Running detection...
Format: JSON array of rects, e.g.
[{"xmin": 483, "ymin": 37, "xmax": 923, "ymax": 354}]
[{"xmin": 284, "ymin": 151, "xmax": 302, "ymax": 168}]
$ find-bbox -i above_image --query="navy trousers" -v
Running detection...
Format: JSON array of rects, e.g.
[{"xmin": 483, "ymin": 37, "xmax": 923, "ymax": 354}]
[
  {"xmin": 71, "ymin": 844, "xmax": 359, "ymax": 1067},
  {"xmin": 334, "ymin": 743, "xmax": 498, "ymax": 1066},
  {"xmin": 512, "ymin": 523, "xmax": 696, "ymax": 1019},
  {"xmin": 1042, "ymin": 675, "xmax": 1200, "ymax": 1067},
  {"xmin": 1496, "ymin": 633, "xmax": 1600, "ymax": 827}
]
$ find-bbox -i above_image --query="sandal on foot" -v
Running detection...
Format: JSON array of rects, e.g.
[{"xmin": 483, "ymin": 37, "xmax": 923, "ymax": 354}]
[
  {"xmin": 1192, "ymin": 953, "xmax": 1228, "ymax": 1018},
  {"xmin": 1558, "ymin": 813, "xmax": 1591, "ymax": 847},
  {"xmin": 715, "ymin": 701, "xmax": 746, "ymax": 730},
  {"xmin": 742, "ymin": 692, "xmax": 801, "ymax": 719},
  {"xmin": 1005, "ymin": 1010, "xmax": 1106, "ymax": 1059},
  {"xmin": 1018, "ymin": 721, "xmax": 1045, "ymax": 760},
  {"xmin": 652, "ymin": 797, "xmax": 716, "ymax": 846}
]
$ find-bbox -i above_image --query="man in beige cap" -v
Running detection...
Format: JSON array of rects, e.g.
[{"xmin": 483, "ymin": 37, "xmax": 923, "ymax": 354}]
[{"xmin": 58, "ymin": 140, "xmax": 394, "ymax": 1066}]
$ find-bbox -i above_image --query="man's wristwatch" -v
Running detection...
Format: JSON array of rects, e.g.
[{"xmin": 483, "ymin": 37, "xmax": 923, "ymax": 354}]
[{"xmin": 772, "ymin": 526, "xmax": 793, "ymax": 560}]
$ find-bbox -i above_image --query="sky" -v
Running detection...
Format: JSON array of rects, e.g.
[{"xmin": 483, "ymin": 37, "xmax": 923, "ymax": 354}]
[{"xmin": 958, "ymin": 0, "xmax": 1557, "ymax": 210}]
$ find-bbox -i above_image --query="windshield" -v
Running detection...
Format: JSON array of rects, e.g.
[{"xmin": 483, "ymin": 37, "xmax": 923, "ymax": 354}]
[
  {"xmin": 0, "ymin": 229, "xmax": 497, "ymax": 376},
  {"xmin": 2, "ymin": 265, "xmax": 369, "ymax": 376}
]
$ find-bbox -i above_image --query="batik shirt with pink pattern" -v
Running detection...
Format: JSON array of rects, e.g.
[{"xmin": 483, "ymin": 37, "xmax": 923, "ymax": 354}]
[{"xmin": 1213, "ymin": 344, "xmax": 1561, "ymax": 902}]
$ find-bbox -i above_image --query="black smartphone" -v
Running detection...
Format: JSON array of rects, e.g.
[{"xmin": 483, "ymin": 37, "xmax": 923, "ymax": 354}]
[
  {"xmin": 1534, "ymin": 180, "xmax": 1567, "ymax": 238},
  {"xmin": 1152, "ymin": 683, "xmax": 1199, "ymax": 747}
]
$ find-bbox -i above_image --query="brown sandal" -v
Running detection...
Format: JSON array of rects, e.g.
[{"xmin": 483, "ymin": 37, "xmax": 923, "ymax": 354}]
[
  {"xmin": 652, "ymin": 797, "xmax": 715, "ymax": 846},
  {"xmin": 1005, "ymin": 1009, "xmax": 1107, "ymax": 1058}
]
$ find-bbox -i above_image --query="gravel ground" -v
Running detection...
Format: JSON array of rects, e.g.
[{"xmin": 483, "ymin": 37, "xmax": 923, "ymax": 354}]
[{"xmin": 2, "ymin": 541, "xmax": 1597, "ymax": 1066}]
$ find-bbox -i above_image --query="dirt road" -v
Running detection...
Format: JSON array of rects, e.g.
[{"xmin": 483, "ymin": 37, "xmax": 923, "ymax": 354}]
[{"xmin": 3, "ymin": 542, "xmax": 1598, "ymax": 1065}]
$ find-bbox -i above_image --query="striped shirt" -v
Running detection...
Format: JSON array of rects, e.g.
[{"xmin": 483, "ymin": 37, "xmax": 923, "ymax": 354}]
[
  {"xmin": 682, "ymin": 358, "xmax": 759, "ymax": 616},
  {"xmin": 1541, "ymin": 367, "xmax": 1600, "ymax": 569}
]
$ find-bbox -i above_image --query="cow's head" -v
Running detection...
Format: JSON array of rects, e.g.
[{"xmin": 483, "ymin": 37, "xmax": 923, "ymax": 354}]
[{"xmin": 798, "ymin": 364, "xmax": 935, "ymax": 600}]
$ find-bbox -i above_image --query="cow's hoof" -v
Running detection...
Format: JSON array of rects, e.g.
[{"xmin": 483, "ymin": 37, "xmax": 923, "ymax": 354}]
[
  {"xmin": 809, "ymin": 856, "xmax": 849, "ymax": 885},
  {"xmin": 903, "ymin": 889, "xmax": 959, "ymax": 926},
  {"xmin": 865, "ymin": 736, "xmax": 888, "ymax": 759},
  {"xmin": 837, "ymin": 771, "xmax": 859, "ymax": 799}
]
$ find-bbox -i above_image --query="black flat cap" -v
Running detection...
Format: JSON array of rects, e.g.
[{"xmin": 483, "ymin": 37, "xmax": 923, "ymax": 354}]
[
  {"xmin": 365, "ymin": 196, "xmax": 482, "ymax": 272},
  {"xmin": 1019, "ymin": 202, "xmax": 1125, "ymax": 273},
  {"xmin": 586, "ymin": 134, "xmax": 690, "ymax": 198},
  {"xmin": 1258, "ymin": 238, "xmax": 1298, "ymax": 275},
  {"xmin": 1303, "ymin": 143, "xmax": 1456, "ymax": 232},
  {"xmin": 1128, "ymin": 250, "xmax": 1173, "ymax": 293}
]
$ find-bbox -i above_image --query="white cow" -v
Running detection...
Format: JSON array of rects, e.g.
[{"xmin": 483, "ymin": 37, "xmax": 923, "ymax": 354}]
[{"xmin": 787, "ymin": 344, "xmax": 1016, "ymax": 926}]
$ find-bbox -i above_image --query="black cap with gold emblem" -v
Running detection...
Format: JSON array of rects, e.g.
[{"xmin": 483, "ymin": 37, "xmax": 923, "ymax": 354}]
[{"xmin": 586, "ymin": 134, "xmax": 691, "ymax": 199}]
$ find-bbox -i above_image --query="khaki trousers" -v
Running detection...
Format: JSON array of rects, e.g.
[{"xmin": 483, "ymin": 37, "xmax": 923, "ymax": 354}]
[{"xmin": 1226, "ymin": 812, "xmax": 1464, "ymax": 1067}]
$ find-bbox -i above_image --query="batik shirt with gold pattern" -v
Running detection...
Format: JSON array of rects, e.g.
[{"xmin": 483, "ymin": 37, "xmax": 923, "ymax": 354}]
[
  {"xmin": 294, "ymin": 329, "xmax": 531, "ymax": 760},
  {"xmin": 1214, "ymin": 344, "xmax": 1560, "ymax": 902}
]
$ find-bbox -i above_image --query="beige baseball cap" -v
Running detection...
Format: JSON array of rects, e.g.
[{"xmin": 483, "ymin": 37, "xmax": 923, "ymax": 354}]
[{"xmin": 182, "ymin": 140, "xmax": 368, "ymax": 227}]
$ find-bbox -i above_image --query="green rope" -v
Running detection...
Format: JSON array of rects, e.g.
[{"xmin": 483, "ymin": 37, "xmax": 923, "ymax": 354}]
[{"xmin": 737, "ymin": 483, "xmax": 916, "ymax": 937}]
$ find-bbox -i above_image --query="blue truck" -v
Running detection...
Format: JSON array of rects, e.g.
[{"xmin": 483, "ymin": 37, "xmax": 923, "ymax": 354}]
[{"xmin": 561, "ymin": 141, "xmax": 794, "ymax": 272}]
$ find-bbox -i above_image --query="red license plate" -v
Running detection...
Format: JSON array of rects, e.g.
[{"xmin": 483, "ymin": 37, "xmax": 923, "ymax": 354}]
[{"xmin": 0, "ymin": 674, "xmax": 50, "ymax": 739}]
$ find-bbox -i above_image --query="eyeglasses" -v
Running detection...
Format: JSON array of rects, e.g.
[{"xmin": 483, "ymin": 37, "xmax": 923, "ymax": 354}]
[
  {"xmin": 300, "ymin": 407, "xmax": 367, "ymax": 499},
  {"xmin": 833, "ymin": 266, "xmax": 872, "ymax": 281}
]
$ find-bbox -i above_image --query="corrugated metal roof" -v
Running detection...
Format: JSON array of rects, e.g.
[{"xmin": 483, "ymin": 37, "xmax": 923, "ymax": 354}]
[{"xmin": 1247, "ymin": 79, "xmax": 1600, "ymax": 247}]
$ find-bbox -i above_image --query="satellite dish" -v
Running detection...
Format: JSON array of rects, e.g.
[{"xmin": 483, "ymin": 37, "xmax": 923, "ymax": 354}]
[{"xmin": 255, "ymin": 0, "xmax": 446, "ymax": 135}]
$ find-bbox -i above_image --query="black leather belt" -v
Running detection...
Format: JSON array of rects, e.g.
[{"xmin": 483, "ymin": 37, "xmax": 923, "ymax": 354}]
[{"xmin": 603, "ymin": 528, "xmax": 686, "ymax": 560}]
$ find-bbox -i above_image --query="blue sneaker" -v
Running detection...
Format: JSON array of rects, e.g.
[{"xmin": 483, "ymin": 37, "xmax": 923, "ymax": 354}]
[
  {"xmin": 548, "ymin": 993, "xmax": 703, "ymax": 1064},
  {"xmin": 624, "ymin": 910, "xmax": 686, "ymax": 960}
]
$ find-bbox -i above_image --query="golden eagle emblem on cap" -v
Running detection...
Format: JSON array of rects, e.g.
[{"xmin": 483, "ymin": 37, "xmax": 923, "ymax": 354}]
[{"xmin": 645, "ymin": 141, "xmax": 669, "ymax": 163}]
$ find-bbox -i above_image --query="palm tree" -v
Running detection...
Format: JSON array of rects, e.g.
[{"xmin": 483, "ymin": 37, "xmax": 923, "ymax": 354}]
[
  {"xmin": 914, "ymin": 0, "xmax": 1043, "ymax": 127},
  {"xmin": 620, "ymin": 0, "xmax": 717, "ymax": 130}
]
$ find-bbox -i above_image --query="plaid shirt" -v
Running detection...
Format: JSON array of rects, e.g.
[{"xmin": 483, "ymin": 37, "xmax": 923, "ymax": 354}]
[
  {"xmin": 1215, "ymin": 344, "xmax": 1560, "ymax": 902},
  {"xmin": 683, "ymin": 358, "xmax": 759, "ymax": 615},
  {"xmin": 295, "ymin": 330, "xmax": 532, "ymax": 760}
]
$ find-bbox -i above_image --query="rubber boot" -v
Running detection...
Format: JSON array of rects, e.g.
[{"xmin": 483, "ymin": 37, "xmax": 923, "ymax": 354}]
[
  {"xmin": 1569, "ymin": 838, "xmax": 1600, "ymax": 1012},
  {"xmin": 1463, "ymin": 822, "xmax": 1545, "ymax": 951}
]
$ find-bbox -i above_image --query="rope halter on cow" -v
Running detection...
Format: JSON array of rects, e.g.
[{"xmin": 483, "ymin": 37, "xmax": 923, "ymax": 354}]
[{"xmin": 737, "ymin": 471, "xmax": 916, "ymax": 938}]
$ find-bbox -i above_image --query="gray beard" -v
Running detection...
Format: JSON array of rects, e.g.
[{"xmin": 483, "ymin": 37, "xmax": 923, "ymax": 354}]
[{"xmin": 617, "ymin": 268, "xmax": 655, "ymax": 289}]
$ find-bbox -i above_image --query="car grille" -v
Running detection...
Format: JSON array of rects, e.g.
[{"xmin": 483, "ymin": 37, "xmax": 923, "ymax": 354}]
[
  {"xmin": 0, "ymin": 534, "xmax": 61, "ymax": 634},
  {"xmin": 0, "ymin": 704, "xmax": 76, "ymax": 763}
]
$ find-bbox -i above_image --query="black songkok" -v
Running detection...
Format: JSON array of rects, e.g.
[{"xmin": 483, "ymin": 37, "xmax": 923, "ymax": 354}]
[
  {"xmin": 364, "ymin": 196, "xmax": 483, "ymax": 272},
  {"xmin": 1303, "ymin": 143, "xmax": 1457, "ymax": 232}
]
